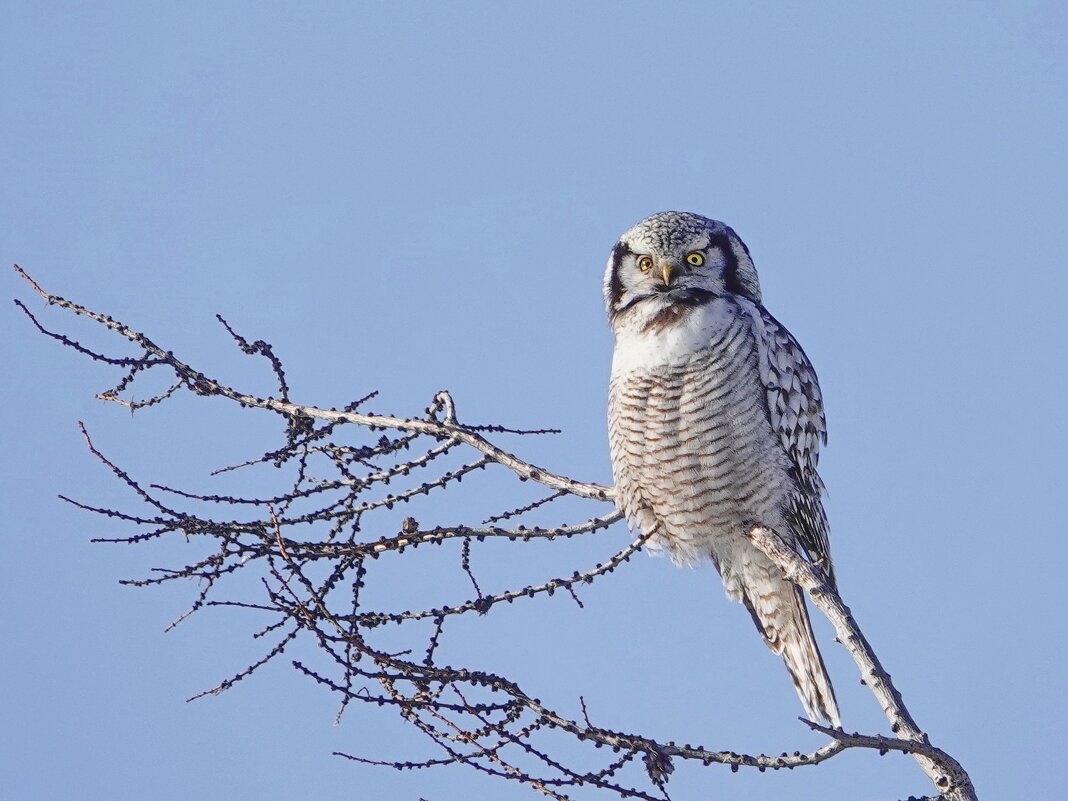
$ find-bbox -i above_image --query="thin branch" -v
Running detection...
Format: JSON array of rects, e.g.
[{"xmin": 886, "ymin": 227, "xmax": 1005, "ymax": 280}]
[
  {"xmin": 748, "ymin": 526, "xmax": 977, "ymax": 801},
  {"xmin": 14, "ymin": 265, "xmax": 611, "ymax": 502}
]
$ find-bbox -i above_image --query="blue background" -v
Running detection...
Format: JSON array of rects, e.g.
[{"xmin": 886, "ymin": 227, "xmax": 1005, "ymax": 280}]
[{"xmin": 3, "ymin": 3, "xmax": 1065, "ymax": 799}]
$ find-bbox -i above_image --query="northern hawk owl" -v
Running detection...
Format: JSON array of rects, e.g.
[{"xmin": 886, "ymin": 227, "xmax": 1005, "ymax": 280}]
[{"xmin": 605, "ymin": 211, "xmax": 840, "ymax": 726}]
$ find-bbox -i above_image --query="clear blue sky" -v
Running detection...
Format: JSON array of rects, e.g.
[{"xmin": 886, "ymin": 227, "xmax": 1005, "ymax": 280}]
[{"xmin": 3, "ymin": 3, "xmax": 1065, "ymax": 799}]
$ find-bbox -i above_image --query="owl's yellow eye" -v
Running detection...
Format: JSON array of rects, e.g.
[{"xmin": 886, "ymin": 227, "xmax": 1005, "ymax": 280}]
[
  {"xmin": 637, "ymin": 256, "xmax": 654, "ymax": 272},
  {"xmin": 686, "ymin": 251, "xmax": 705, "ymax": 267}
]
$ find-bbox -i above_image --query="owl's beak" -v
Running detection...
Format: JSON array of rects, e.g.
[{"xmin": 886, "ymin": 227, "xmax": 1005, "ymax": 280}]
[{"xmin": 661, "ymin": 263, "xmax": 674, "ymax": 286}]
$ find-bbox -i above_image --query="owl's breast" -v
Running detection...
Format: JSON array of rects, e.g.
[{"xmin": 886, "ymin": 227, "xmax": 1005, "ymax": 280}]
[
  {"xmin": 607, "ymin": 304, "xmax": 794, "ymax": 565},
  {"xmin": 609, "ymin": 296, "xmax": 739, "ymax": 374}
]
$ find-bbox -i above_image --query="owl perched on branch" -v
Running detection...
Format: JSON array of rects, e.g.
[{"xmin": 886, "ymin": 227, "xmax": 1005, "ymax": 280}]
[{"xmin": 605, "ymin": 211, "xmax": 840, "ymax": 726}]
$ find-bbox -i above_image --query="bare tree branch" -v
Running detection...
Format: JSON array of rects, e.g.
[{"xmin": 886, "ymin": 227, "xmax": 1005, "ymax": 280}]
[
  {"xmin": 14, "ymin": 264, "xmax": 978, "ymax": 800},
  {"xmin": 749, "ymin": 526, "xmax": 976, "ymax": 801}
]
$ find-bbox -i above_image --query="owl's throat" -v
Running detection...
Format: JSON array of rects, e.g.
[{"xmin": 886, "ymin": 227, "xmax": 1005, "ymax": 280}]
[{"xmin": 623, "ymin": 287, "xmax": 718, "ymax": 335}]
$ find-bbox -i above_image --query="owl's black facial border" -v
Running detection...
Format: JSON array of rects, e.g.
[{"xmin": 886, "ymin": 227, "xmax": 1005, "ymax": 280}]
[
  {"xmin": 606, "ymin": 240, "xmax": 630, "ymax": 316},
  {"xmin": 661, "ymin": 287, "xmax": 718, "ymax": 304},
  {"xmin": 614, "ymin": 286, "xmax": 718, "ymax": 322},
  {"xmin": 711, "ymin": 231, "xmax": 758, "ymax": 301}
]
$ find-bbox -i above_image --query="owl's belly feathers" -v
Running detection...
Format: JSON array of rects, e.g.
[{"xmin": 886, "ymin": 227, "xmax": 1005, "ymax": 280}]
[{"xmin": 608, "ymin": 302, "xmax": 795, "ymax": 566}]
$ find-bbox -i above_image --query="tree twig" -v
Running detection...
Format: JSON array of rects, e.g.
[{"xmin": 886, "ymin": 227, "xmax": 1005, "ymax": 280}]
[{"xmin": 14, "ymin": 264, "xmax": 978, "ymax": 801}]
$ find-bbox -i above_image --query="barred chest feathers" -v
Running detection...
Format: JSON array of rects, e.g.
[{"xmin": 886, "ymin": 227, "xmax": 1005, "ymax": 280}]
[{"xmin": 608, "ymin": 295, "xmax": 797, "ymax": 567}]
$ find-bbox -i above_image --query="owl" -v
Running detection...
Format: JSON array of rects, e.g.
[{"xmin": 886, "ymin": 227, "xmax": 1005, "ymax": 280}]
[{"xmin": 605, "ymin": 211, "xmax": 840, "ymax": 726}]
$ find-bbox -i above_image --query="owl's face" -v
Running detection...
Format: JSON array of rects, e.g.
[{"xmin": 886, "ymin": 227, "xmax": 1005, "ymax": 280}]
[{"xmin": 603, "ymin": 211, "xmax": 762, "ymax": 329}]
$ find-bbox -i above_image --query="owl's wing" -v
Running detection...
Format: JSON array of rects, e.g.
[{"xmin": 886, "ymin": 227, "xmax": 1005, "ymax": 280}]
[{"xmin": 757, "ymin": 308, "xmax": 834, "ymax": 586}]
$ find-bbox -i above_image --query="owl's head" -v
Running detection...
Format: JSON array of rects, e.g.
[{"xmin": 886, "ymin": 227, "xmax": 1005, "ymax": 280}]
[{"xmin": 603, "ymin": 211, "xmax": 761, "ymax": 328}]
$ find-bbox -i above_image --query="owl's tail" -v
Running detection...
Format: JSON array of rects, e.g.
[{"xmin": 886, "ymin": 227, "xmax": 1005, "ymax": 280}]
[{"xmin": 738, "ymin": 570, "xmax": 840, "ymax": 727}]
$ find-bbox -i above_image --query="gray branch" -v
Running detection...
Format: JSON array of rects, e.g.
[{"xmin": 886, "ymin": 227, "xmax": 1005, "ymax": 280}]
[
  {"xmin": 15, "ymin": 265, "xmax": 978, "ymax": 800},
  {"xmin": 749, "ymin": 526, "xmax": 977, "ymax": 801}
]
